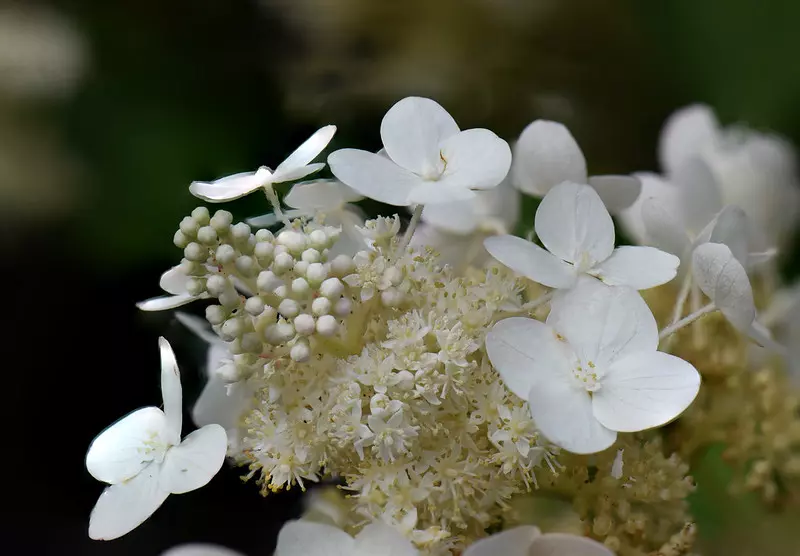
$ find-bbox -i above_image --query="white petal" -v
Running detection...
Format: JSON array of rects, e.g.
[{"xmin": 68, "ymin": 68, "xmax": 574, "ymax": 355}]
[
  {"xmin": 270, "ymin": 162, "xmax": 326, "ymax": 184},
  {"xmin": 325, "ymin": 208, "xmax": 369, "ymax": 257},
  {"xmin": 593, "ymin": 351, "xmax": 700, "ymax": 432},
  {"xmin": 159, "ymin": 425, "xmax": 227, "ymax": 494},
  {"xmin": 421, "ymin": 200, "xmax": 479, "ymax": 234},
  {"xmin": 673, "ymin": 157, "xmax": 722, "ymax": 235},
  {"xmin": 192, "ymin": 373, "xmax": 249, "ymax": 432},
  {"xmin": 273, "ymin": 125, "xmax": 336, "ymax": 179},
  {"xmin": 535, "ymin": 182, "xmax": 614, "ymax": 267},
  {"xmin": 511, "ymin": 120, "xmax": 588, "ymax": 196},
  {"xmin": 587, "ymin": 175, "xmax": 642, "ymax": 213},
  {"xmin": 485, "ymin": 317, "xmax": 573, "ymax": 400},
  {"xmin": 159, "ymin": 337, "xmax": 183, "ymax": 443},
  {"xmin": 136, "ymin": 294, "xmax": 199, "ymax": 312},
  {"xmin": 692, "ymin": 242, "xmax": 755, "ymax": 333},
  {"xmin": 328, "ymin": 149, "xmax": 421, "ymax": 206},
  {"xmin": 161, "ymin": 544, "xmax": 244, "ymax": 556},
  {"xmin": 85, "ymin": 407, "xmax": 169, "ymax": 484},
  {"xmin": 275, "ymin": 520, "xmax": 355, "ymax": 556},
  {"xmin": 438, "ymin": 129, "xmax": 512, "ymax": 190},
  {"xmin": 641, "ymin": 197, "xmax": 691, "ymax": 258},
  {"xmin": 246, "ymin": 209, "xmax": 310, "ymax": 228},
  {"xmin": 407, "ymin": 182, "xmax": 477, "ymax": 205},
  {"xmin": 531, "ymin": 533, "xmax": 615, "ymax": 556},
  {"xmin": 527, "ymin": 370, "xmax": 617, "ymax": 454},
  {"xmin": 618, "ymin": 172, "xmax": 681, "ymax": 247},
  {"xmin": 659, "ymin": 104, "xmax": 719, "ymax": 176},
  {"xmin": 160, "ymin": 266, "xmax": 190, "ymax": 295},
  {"xmin": 285, "ymin": 179, "xmax": 363, "ymax": 211},
  {"xmin": 354, "ymin": 522, "xmax": 419, "ymax": 556},
  {"xmin": 590, "ymin": 246, "xmax": 680, "ymax": 289},
  {"xmin": 473, "ymin": 176, "xmax": 521, "ymax": 232},
  {"xmin": 547, "ymin": 278, "xmax": 658, "ymax": 367},
  {"xmin": 463, "ymin": 526, "xmax": 541, "ymax": 556},
  {"xmin": 380, "ymin": 96, "xmax": 460, "ymax": 176},
  {"xmin": 88, "ymin": 465, "xmax": 169, "ymax": 540},
  {"xmin": 175, "ymin": 312, "xmax": 221, "ymax": 346},
  {"xmin": 708, "ymin": 205, "xmax": 749, "ymax": 265},
  {"xmin": 189, "ymin": 170, "xmax": 268, "ymax": 202},
  {"xmin": 484, "ymin": 235, "xmax": 577, "ymax": 289}
]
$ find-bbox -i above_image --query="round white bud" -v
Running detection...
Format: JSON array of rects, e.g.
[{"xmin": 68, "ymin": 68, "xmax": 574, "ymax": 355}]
[
  {"xmin": 260, "ymin": 305, "xmax": 278, "ymax": 325},
  {"xmin": 231, "ymin": 222, "xmax": 251, "ymax": 241},
  {"xmin": 273, "ymin": 252, "xmax": 295, "ymax": 274},
  {"xmin": 206, "ymin": 274, "xmax": 229, "ymax": 296},
  {"xmin": 293, "ymin": 313, "xmax": 316, "ymax": 336},
  {"xmin": 180, "ymin": 258, "xmax": 201, "ymax": 275},
  {"xmin": 293, "ymin": 260, "xmax": 309, "ymax": 276},
  {"xmin": 245, "ymin": 296, "xmax": 265, "ymax": 316},
  {"xmin": 278, "ymin": 298, "xmax": 300, "ymax": 318},
  {"xmin": 235, "ymin": 255, "xmax": 256, "ymax": 276},
  {"xmin": 221, "ymin": 318, "xmax": 244, "ymax": 341},
  {"xmin": 210, "ymin": 210, "xmax": 233, "ymax": 231},
  {"xmin": 206, "ymin": 305, "xmax": 226, "ymax": 325},
  {"xmin": 173, "ymin": 230, "xmax": 189, "ymax": 248},
  {"xmin": 291, "ymin": 277, "xmax": 310, "ymax": 297},
  {"xmin": 240, "ymin": 332, "xmax": 262, "ymax": 353},
  {"xmin": 333, "ymin": 297, "xmax": 352, "ymax": 316},
  {"xmin": 325, "ymin": 227, "xmax": 341, "ymax": 245},
  {"xmin": 264, "ymin": 321, "xmax": 295, "ymax": 344},
  {"xmin": 218, "ymin": 288, "xmax": 241, "ymax": 308},
  {"xmin": 254, "ymin": 242, "xmax": 274, "ymax": 262},
  {"xmin": 257, "ymin": 270, "xmax": 281, "ymax": 293},
  {"xmin": 316, "ymin": 314, "xmax": 338, "ymax": 336},
  {"xmin": 305, "ymin": 262, "xmax": 327, "ymax": 285},
  {"xmin": 255, "ymin": 229, "xmax": 274, "ymax": 242},
  {"xmin": 277, "ymin": 230, "xmax": 307, "ymax": 254},
  {"xmin": 184, "ymin": 242, "xmax": 207, "ymax": 262},
  {"xmin": 274, "ymin": 244, "xmax": 288, "ymax": 256},
  {"xmin": 191, "ymin": 206, "xmax": 210, "ymax": 225},
  {"xmin": 290, "ymin": 341, "xmax": 311, "ymax": 363},
  {"xmin": 186, "ymin": 278, "xmax": 206, "ymax": 296},
  {"xmin": 319, "ymin": 277, "xmax": 344, "ymax": 299},
  {"xmin": 394, "ymin": 370, "xmax": 415, "ymax": 391},
  {"xmin": 301, "ymin": 248, "xmax": 321, "ymax": 263},
  {"xmin": 179, "ymin": 216, "xmax": 199, "ymax": 237},
  {"xmin": 215, "ymin": 362, "xmax": 240, "ymax": 382},
  {"xmin": 215, "ymin": 244, "xmax": 237, "ymax": 265},
  {"xmin": 384, "ymin": 266, "xmax": 403, "ymax": 287},
  {"xmin": 311, "ymin": 297, "xmax": 331, "ymax": 316},
  {"xmin": 330, "ymin": 254, "xmax": 355, "ymax": 277},
  {"xmin": 196, "ymin": 226, "xmax": 218, "ymax": 245},
  {"xmin": 273, "ymin": 285, "xmax": 288, "ymax": 299},
  {"xmin": 308, "ymin": 229, "xmax": 328, "ymax": 250},
  {"xmin": 381, "ymin": 288, "xmax": 404, "ymax": 307}
]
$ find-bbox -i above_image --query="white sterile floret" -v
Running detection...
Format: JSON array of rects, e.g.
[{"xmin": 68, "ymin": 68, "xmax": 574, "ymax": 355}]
[
  {"xmin": 274, "ymin": 520, "xmax": 418, "ymax": 556},
  {"xmin": 511, "ymin": 119, "xmax": 642, "ymax": 213},
  {"xmin": 328, "ymin": 96, "xmax": 511, "ymax": 206},
  {"xmin": 85, "ymin": 338, "xmax": 227, "ymax": 540},
  {"xmin": 161, "ymin": 544, "xmax": 243, "ymax": 556},
  {"xmin": 484, "ymin": 182, "xmax": 679, "ymax": 291},
  {"xmin": 692, "ymin": 242, "xmax": 779, "ymax": 349},
  {"xmin": 189, "ymin": 125, "xmax": 336, "ymax": 202},
  {"xmin": 463, "ymin": 525, "xmax": 613, "ymax": 556},
  {"xmin": 136, "ymin": 265, "xmax": 210, "ymax": 311},
  {"xmin": 486, "ymin": 278, "xmax": 700, "ymax": 454}
]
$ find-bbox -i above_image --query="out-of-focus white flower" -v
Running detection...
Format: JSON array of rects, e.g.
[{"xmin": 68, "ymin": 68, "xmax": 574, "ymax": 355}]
[
  {"xmin": 484, "ymin": 182, "xmax": 679, "ymax": 290},
  {"xmin": 85, "ymin": 338, "xmax": 227, "ymax": 540},
  {"xmin": 328, "ymin": 96, "xmax": 511, "ymax": 206},
  {"xmin": 486, "ymin": 279, "xmax": 700, "ymax": 454},
  {"xmin": 623, "ymin": 104, "xmax": 800, "ymax": 251},
  {"xmin": 137, "ymin": 266, "xmax": 210, "ymax": 311},
  {"xmin": 511, "ymin": 119, "xmax": 641, "ymax": 213},
  {"xmin": 463, "ymin": 525, "xmax": 614, "ymax": 556},
  {"xmin": 412, "ymin": 176, "xmax": 520, "ymax": 267},
  {"xmin": 275, "ymin": 519, "xmax": 418, "ymax": 556},
  {"xmin": 161, "ymin": 545, "xmax": 243, "ymax": 556},
  {"xmin": 189, "ymin": 126, "xmax": 336, "ymax": 202},
  {"xmin": 692, "ymin": 242, "xmax": 778, "ymax": 349}
]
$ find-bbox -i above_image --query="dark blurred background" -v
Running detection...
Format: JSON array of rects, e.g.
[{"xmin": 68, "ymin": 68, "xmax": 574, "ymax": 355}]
[{"xmin": 3, "ymin": 0, "xmax": 800, "ymax": 554}]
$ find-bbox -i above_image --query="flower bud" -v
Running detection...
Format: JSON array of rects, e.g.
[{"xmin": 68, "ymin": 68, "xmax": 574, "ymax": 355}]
[
  {"xmin": 306, "ymin": 262, "xmax": 327, "ymax": 285},
  {"xmin": 273, "ymin": 252, "xmax": 295, "ymax": 274},
  {"xmin": 294, "ymin": 314, "xmax": 316, "ymax": 336},
  {"xmin": 206, "ymin": 274, "xmax": 229, "ymax": 297},
  {"xmin": 316, "ymin": 314, "xmax": 338, "ymax": 336},
  {"xmin": 290, "ymin": 341, "xmax": 311, "ymax": 362},
  {"xmin": 333, "ymin": 297, "xmax": 352, "ymax": 316},
  {"xmin": 197, "ymin": 226, "xmax": 218, "ymax": 245},
  {"xmin": 255, "ymin": 229, "xmax": 274, "ymax": 242},
  {"xmin": 179, "ymin": 216, "xmax": 200, "ymax": 237},
  {"xmin": 235, "ymin": 255, "xmax": 256, "ymax": 276},
  {"xmin": 301, "ymin": 248, "xmax": 321, "ymax": 263},
  {"xmin": 191, "ymin": 206, "xmax": 210, "ymax": 225},
  {"xmin": 330, "ymin": 254, "xmax": 355, "ymax": 277},
  {"xmin": 184, "ymin": 242, "xmax": 207, "ymax": 262},
  {"xmin": 206, "ymin": 305, "xmax": 226, "ymax": 325},
  {"xmin": 278, "ymin": 298, "xmax": 300, "ymax": 318},
  {"xmin": 291, "ymin": 277, "xmax": 310, "ymax": 297},
  {"xmin": 320, "ymin": 277, "xmax": 344, "ymax": 299},
  {"xmin": 210, "ymin": 210, "xmax": 233, "ymax": 231},
  {"xmin": 231, "ymin": 222, "xmax": 252, "ymax": 242},
  {"xmin": 245, "ymin": 296, "xmax": 265, "ymax": 316},
  {"xmin": 277, "ymin": 230, "xmax": 307, "ymax": 254},
  {"xmin": 173, "ymin": 230, "xmax": 190, "ymax": 248},
  {"xmin": 257, "ymin": 270, "xmax": 282, "ymax": 293},
  {"xmin": 215, "ymin": 244, "xmax": 236, "ymax": 265},
  {"xmin": 264, "ymin": 321, "xmax": 295, "ymax": 344},
  {"xmin": 221, "ymin": 318, "xmax": 244, "ymax": 341},
  {"xmin": 311, "ymin": 297, "xmax": 331, "ymax": 316}
]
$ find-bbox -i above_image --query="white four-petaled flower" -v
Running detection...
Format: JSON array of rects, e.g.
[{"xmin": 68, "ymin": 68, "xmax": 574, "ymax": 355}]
[
  {"xmin": 484, "ymin": 182, "xmax": 679, "ymax": 291},
  {"xmin": 511, "ymin": 119, "xmax": 642, "ymax": 213},
  {"xmin": 189, "ymin": 125, "xmax": 336, "ymax": 202},
  {"xmin": 85, "ymin": 338, "xmax": 228, "ymax": 540},
  {"xmin": 137, "ymin": 265, "xmax": 209, "ymax": 311},
  {"xmin": 275, "ymin": 519, "xmax": 419, "ymax": 556},
  {"xmin": 463, "ymin": 525, "xmax": 614, "ymax": 556},
  {"xmin": 328, "ymin": 96, "xmax": 511, "ymax": 206},
  {"xmin": 486, "ymin": 279, "xmax": 701, "ymax": 454}
]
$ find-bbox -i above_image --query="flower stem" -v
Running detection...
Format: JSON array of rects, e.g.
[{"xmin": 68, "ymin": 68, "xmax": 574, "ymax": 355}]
[
  {"xmin": 669, "ymin": 271, "xmax": 693, "ymax": 326},
  {"xmin": 522, "ymin": 291, "xmax": 554, "ymax": 312},
  {"xmin": 658, "ymin": 303, "xmax": 717, "ymax": 340},
  {"xmin": 396, "ymin": 205, "xmax": 424, "ymax": 258},
  {"xmin": 263, "ymin": 184, "xmax": 291, "ymax": 228}
]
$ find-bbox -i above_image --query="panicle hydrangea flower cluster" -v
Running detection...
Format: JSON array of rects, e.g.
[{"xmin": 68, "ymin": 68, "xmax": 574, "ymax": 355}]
[{"xmin": 84, "ymin": 96, "xmax": 800, "ymax": 556}]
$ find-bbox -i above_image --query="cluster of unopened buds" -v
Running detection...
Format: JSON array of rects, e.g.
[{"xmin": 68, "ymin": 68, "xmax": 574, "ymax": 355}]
[{"xmin": 84, "ymin": 96, "xmax": 800, "ymax": 556}]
